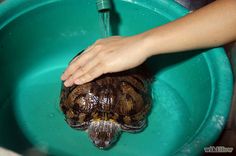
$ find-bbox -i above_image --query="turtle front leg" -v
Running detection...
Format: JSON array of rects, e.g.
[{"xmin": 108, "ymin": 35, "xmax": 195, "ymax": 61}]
[
  {"xmin": 121, "ymin": 119, "xmax": 147, "ymax": 133},
  {"xmin": 65, "ymin": 118, "xmax": 89, "ymax": 130}
]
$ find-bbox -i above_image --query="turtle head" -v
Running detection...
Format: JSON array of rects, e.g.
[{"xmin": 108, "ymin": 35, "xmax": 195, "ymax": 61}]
[{"xmin": 88, "ymin": 120, "xmax": 121, "ymax": 149}]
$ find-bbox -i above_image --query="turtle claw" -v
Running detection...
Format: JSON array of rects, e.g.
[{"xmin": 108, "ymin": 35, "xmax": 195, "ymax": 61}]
[
  {"xmin": 65, "ymin": 118, "xmax": 88, "ymax": 130},
  {"xmin": 121, "ymin": 119, "xmax": 147, "ymax": 133}
]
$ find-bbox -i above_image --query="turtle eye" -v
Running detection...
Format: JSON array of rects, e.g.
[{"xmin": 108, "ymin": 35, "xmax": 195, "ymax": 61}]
[
  {"xmin": 94, "ymin": 140, "xmax": 99, "ymax": 145},
  {"xmin": 105, "ymin": 141, "xmax": 110, "ymax": 146}
]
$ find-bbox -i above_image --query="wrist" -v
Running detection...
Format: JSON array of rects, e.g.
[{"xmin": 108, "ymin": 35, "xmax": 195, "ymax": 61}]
[{"xmin": 136, "ymin": 30, "xmax": 163, "ymax": 58}]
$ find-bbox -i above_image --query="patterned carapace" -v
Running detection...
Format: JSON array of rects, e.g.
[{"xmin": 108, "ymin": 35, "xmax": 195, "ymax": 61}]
[{"xmin": 60, "ymin": 64, "xmax": 151, "ymax": 149}]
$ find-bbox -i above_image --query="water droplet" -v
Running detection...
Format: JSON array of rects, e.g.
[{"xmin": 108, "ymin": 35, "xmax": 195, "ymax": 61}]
[{"xmin": 49, "ymin": 113, "xmax": 55, "ymax": 118}]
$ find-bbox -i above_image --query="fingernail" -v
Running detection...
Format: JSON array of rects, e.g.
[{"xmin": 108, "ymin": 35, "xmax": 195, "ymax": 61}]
[
  {"xmin": 61, "ymin": 72, "xmax": 67, "ymax": 80},
  {"xmin": 61, "ymin": 75, "xmax": 65, "ymax": 80},
  {"xmin": 64, "ymin": 81, "xmax": 70, "ymax": 87}
]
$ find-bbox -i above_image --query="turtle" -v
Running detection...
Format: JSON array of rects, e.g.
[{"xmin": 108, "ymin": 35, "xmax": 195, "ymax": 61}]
[{"xmin": 60, "ymin": 57, "xmax": 152, "ymax": 149}]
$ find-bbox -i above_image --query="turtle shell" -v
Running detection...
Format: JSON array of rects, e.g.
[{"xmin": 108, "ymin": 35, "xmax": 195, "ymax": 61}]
[{"xmin": 60, "ymin": 65, "xmax": 151, "ymax": 131}]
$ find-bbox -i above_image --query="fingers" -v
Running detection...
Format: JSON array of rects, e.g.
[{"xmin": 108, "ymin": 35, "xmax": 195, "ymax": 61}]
[
  {"xmin": 61, "ymin": 36, "xmax": 131, "ymax": 86},
  {"xmin": 61, "ymin": 46, "xmax": 97, "ymax": 81},
  {"xmin": 63, "ymin": 58, "xmax": 100, "ymax": 87},
  {"xmin": 74, "ymin": 64, "xmax": 105, "ymax": 85},
  {"xmin": 63, "ymin": 63, "xmax": 105, "ymax": 87}
]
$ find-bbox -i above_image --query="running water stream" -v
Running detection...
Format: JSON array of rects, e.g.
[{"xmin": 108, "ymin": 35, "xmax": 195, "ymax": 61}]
[{"xmin": 98, "ymin": 11, "xmax": 111, "ymax": 37}]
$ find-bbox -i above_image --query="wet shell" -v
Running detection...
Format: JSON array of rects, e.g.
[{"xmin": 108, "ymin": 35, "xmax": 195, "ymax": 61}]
[{"xmin": 60, "ymin": 64, "xmax": 151, "ymax": 131}]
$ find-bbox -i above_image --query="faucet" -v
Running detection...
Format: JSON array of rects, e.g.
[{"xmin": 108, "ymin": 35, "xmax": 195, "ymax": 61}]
[
  {"xmin": 96, "ymin": 0, "xmax": 111, "ymax": 12},
  {"xmin": 96, "ymin": 0, "xmax": 112, "ymax": 37},
  {"xmin": 175, "ymin": 0, "xmax": 214, "ymax": 10}
]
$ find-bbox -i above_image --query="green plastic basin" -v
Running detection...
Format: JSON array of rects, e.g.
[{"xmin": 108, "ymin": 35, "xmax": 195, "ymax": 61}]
[{"xmin": 0, "ymin": 0, "xmax": 233, "ymax": 156}]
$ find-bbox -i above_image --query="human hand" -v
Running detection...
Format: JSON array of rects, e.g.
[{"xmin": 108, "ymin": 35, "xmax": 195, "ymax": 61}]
[
  {"xmin": 61, "ymin": 35, "xmax": 151, "ymax": 87},
  {"xmin": 61, "ymin": 0, "xmax": 236, "ymax": 87}
]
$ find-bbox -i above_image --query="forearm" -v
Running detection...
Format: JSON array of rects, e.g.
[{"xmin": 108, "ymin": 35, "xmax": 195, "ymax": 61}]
[
  {"xmin": 61, "ymin": 0, "xmax": 236, "ymax": 85},
  {"xmin": 140, "ymin": 0, "xmax": 236, "ymax": 56}
]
